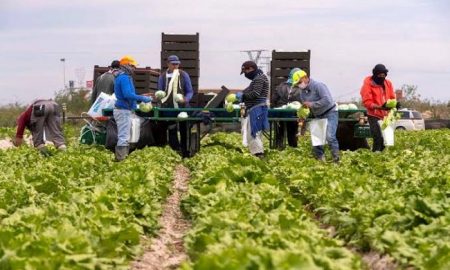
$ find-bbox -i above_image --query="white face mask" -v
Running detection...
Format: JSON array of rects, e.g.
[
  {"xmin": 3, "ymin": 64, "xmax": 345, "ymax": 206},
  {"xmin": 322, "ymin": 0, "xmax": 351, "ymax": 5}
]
[{"xmin": 299, "ymin": 82, "xmax": 308, "ymax": 89}]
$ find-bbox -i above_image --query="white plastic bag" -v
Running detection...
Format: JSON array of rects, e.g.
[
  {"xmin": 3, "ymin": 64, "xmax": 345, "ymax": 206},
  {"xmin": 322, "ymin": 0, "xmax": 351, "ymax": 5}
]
[
  {"xmin": 309, "ymin": 118, "xmax": 328, "ymax": 146},
  {"xmin": 378, "ymin": 120, "xmax": 395, "ymax": 146},
  {"xmin": 129, "ymin": 114, "xmax": 141, "ymax": 143},
  {"xmin": 87, "ymin": 92, "xmax": 116, "ymax": 118}
]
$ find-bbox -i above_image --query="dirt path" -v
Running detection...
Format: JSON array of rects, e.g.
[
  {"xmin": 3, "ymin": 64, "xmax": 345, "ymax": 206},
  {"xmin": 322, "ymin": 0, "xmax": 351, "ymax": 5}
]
[
  {"xmin": 361, "ymin": 251, "xmax": 398, "ymax": 270},
  {"xmin": 0, "ymin": 137, "xmax": 33, "ymax": 150},
  {"xmin": 132, "ymin": 165, "xmax": 191, "ymax": 270},
  {"xmin": 0, "ymin": 139, "xmax": 14, "ymax": 150}
]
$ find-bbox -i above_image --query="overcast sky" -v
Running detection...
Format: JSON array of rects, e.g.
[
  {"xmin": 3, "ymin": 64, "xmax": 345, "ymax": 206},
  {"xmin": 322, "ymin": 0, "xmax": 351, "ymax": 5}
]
[{"xmin": 1, "ymin": 0, "xmax": 449, "ymax": 105}]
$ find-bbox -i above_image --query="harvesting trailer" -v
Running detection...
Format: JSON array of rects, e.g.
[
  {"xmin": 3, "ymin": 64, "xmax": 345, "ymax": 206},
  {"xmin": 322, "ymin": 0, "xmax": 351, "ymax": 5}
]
[{"xmin": 80, "ymin": 33, "xmax": 372, "ymax": 156}]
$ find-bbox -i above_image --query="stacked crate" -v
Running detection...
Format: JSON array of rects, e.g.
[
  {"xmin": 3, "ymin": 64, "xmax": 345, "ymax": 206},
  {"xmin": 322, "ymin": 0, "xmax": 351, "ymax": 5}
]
[
  {"xmin": 270, "ymin": 50, "xmax": 311, "ymax": 92},
  {"xmin": 160, "ymin": 32, "xmax": 200, "ymax": 93},
  {"xmin": 93, "ymin": 66, "xmax": 160, "ymax": 95}
]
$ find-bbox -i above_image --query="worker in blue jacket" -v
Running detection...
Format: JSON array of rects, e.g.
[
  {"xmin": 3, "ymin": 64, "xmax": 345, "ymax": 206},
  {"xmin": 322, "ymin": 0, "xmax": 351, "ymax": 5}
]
[
  {"xmin": 113, "ymin": 55, "xmax": 152, "ymax": 161},
  {"xmin": 157, "ymin": 55, "xmax": 194, "ymax": 157}
]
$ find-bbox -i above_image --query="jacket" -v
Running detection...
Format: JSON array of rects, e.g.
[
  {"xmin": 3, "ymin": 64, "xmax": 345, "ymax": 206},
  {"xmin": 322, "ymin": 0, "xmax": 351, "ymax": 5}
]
[
  {"xmin": 91, "ymin": 70, "xmax": 117, "ymax": 104},
  {"xmin": 15, "ymin": 99, "xmax": 52, "ymax": 138},
  {"xmin": 271, "ymin": 82, "xmax": 302, "ymax": 107},
  {"xmin": 157, "ymin": 69, "xmax": 194, "ymax": 107},
  {"xmin": 360, "ymin": 76, "xmax": 395, "ymax": 119},
  {"xmin": 114, "ymin": 71, "xmax": 149, "ymax": 110},
  {"xmin": 299, "ymin": 79, "xmax": 335, "ymax": 117}
]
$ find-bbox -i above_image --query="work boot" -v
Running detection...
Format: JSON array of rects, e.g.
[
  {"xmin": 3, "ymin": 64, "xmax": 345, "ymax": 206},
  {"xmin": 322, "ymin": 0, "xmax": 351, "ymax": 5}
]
[
  {"xmin": 315, "ymin": 155, "xmax": 325, "ymax": 162},
  {"xmin": 115, "ymin": 146, "xmax": 129, "ymax": 162},
  {"xmin": 332, "ymin": 150, "xmax": 340, "ymax": 164},
  {"xmin": 57, "ymin": 144, "xmax": 67, "ymax": 151},
  {"xmin": 254, "ymin": 152, "xmax": 265, "ymax": 160}
]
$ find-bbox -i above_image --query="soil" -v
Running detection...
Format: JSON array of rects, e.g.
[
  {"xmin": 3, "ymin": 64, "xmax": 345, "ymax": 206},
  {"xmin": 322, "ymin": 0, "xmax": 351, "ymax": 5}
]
[{"xmin": 131, "ymin": 165, "xmax": 191, "ymax": 270}]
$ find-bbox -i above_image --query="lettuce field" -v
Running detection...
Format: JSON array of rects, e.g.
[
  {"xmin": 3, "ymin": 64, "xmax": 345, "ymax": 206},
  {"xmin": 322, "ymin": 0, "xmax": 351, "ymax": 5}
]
[{"xmin": 1, "ymin": 127, "xmax": 449, "ymax": 269}]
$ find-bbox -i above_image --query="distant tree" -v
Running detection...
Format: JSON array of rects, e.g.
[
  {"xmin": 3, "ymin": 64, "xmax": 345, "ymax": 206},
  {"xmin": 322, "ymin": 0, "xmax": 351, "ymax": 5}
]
[
  {"xmin": 397, "ymin": 84, "xmax": 449, "ymax": 119},
  {"xmin": 54, "ymin": 87, "xmax": 91, "ymax": 116},
  {"xmin": 0, "ymin": 103, "xmax": 27, "ymax": 127}
]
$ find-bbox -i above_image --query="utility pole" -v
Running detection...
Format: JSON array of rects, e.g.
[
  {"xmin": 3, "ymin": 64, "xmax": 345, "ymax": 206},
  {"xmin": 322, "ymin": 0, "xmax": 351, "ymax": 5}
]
[
  {"xmin": 241, "ymin": 50, "xmax": 271, "ymax": 105},
  {"xmin": 240, "ymin": 49, "xmax": 267, "ymax": 66},
  {"xmin": 259, "ymin": 56, "xmax": 272, "ymax": 76},
  {"xmin": 60, "ymin": 58, "xmax": 66, "ymax": 89}
]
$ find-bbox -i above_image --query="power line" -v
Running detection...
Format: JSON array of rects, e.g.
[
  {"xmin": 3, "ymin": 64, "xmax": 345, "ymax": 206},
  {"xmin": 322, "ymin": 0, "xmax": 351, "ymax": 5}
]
[{"xmin": 240, "ymin": 49, "xmax": 268, "ymax": 65}]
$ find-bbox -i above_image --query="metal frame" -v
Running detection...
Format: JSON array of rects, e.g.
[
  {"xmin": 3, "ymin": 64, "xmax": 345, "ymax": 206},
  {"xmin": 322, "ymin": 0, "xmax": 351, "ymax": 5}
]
[{"xmin": 95, "ymin": 107, "xmax": 369, "ymax": 156}]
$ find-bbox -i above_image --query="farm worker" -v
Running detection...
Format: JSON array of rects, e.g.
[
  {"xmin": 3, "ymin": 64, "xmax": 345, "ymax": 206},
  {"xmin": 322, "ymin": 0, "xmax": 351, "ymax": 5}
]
[
  {"xmin": 294, "ymin": 69, "xmax": 340, "ymax": 163},
  {"xmin": 13, "ymin": 99, "xmax": 66, "ymax": 156},
  {"xmin": 90, "ymin": 60, "xmax": 120, "ymax": 105},
  {"xmin": 360, "ymin": 64, "xmax": 398, "ymax": 152},
  {"xmin": 239, "ymin": 60, "xmax": 269, "ymax": 158},
  {"xmin": 113, "ymin": 55, "xmax": 152, "ymax": 161},
  {"xmin": 271, "ymin": 68, "xmax": 302, "ymax": 148},
  {"xmin": 157, "ymin": 55, "xmax": 194, "ymax": 158}
]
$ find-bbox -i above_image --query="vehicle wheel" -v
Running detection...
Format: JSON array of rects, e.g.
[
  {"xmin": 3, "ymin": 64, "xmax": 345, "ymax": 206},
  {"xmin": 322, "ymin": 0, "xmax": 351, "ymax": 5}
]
[{"xmin": 396, "ymin": 126, "xmax": 406, "ymax": 130}]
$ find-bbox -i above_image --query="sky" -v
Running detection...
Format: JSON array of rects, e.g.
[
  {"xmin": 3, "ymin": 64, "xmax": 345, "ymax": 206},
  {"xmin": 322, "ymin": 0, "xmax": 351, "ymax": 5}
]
[{"xmin": 1, "ymin": 0, "xmax": 449, "ymax": 105}]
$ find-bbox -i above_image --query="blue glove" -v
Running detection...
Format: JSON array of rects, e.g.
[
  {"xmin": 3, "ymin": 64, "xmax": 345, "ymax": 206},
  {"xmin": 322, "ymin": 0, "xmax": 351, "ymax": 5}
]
[
  {"xmin": 143, "ymin": 96, "xmax": 152, "ymax": 103},
  {"xmin": 235, "ymin": 92, "xmax": 243, "ymax": 102}
]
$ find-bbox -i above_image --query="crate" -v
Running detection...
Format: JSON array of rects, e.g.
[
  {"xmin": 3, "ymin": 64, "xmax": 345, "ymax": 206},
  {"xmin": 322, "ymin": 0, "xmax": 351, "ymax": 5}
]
[
  {"xmin": 161, "ymin": 33, "xmax": 200, "ymax": 93},
  {"xmin": 354, "ymin": 124, "xmax": 372, "ymax": 138},
  {"xmin": 93, "ymin": 66, "xmax": 160, "ymax": 95},
  {"xmin": 270, "ymin": 50, "xmax": 311, "ymax": 93}
]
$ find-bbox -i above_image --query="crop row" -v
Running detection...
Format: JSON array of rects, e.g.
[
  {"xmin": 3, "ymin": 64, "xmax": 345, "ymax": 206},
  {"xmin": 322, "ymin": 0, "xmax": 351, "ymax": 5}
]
[
  {"xmin": 0, "ymin": 145, "xmax": 180, "ymax": 269},
  {"xmin": 181, "ymin": 133, "xmax": 364, "ymax": 270}
]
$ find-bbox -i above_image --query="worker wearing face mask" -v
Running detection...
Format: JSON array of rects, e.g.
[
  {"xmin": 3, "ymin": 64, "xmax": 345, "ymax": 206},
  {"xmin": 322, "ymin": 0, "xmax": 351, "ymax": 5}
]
[
  {"xmin": 239, "ymin": 60, "xmax": 270, "ymax": 158},
  {"xmin": 360, "ymin": 64, "xmax": 398, "ymax": 152},
  {"xmin": 293, "ymin": 69, "xmax": 340, "ymax": 163}
]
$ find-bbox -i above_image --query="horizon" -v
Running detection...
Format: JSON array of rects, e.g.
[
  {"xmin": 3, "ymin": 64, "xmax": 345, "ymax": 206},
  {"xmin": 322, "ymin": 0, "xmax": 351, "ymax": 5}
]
[{"xmin": 1, "ymin": 0, "xmax": 449, "ymax": 105}]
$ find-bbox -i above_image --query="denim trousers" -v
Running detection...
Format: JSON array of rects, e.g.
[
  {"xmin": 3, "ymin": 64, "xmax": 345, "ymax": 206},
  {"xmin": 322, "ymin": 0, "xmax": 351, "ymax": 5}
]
[
  {"xmin": 113, "ymin": 109, "xmax": 131, "ymax": 147},
  {"xmin": 313, "ymin": 110, "xmax": 339, "ymax": 158}
]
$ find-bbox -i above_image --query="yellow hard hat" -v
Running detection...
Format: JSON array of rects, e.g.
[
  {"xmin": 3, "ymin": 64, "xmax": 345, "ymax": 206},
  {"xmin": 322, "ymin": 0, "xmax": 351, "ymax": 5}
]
[
  {"xmin": 120, "ymin": 55, "xmax": 138, "ymax": 66},
  {"xmin": 291, "ymin": 69, "xmax": 307, "ymax": 85}
]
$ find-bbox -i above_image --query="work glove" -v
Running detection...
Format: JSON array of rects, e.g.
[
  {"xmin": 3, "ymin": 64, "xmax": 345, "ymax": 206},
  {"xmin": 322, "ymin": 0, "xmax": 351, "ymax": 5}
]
[
  {"xmin": 143, "ymin": 96, "xmax": 152, "ymax": 103},
  {"xmin": 235, "ymin": 92, "xmax": 243, "ymax": 102},
  {"xmin": 381, "ymin": 102, "xmax": 390, "ymax": 110}
]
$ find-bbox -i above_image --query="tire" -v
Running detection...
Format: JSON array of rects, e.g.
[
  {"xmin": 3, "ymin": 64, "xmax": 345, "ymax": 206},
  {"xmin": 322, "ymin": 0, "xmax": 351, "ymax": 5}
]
[{"xmin": 396, "ymin": 126, "xmax": 406, "ymax": 130}]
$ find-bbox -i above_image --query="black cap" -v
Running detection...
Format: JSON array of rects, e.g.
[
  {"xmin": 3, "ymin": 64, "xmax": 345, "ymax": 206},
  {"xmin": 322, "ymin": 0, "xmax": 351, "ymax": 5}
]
[
  {"xmin": 372, "ymin": 64, "xmax": 389, "ymax": 75},
  {"xmin": 111, "ymin": 60, "xmax": 120, "ymax": 69},
  {"xmin": 240, "ymin": 61, "xmax": 258, "ymax": 74}
]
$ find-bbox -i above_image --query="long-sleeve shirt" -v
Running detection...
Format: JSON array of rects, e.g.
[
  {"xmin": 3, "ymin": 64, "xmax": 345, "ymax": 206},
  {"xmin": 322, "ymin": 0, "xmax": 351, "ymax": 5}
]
[
  {"xmin": 271, "ymin": 82, "xmax": 302, "ymax": 107},
  {"xmin": 299, "ymin": 78, "xmax": 335, "ymax": 117},
  {"xmin": 360, "ymin": 76, "xmax": 395, "ymax": 119},
  {"xmin": 243, "ymin": 73, "xmax": 269, "ymax": 109},
  {"xmin": 15, "ymin": 105, "xmax": 32, "ymax": 138},
  {"xmin": 114, "ymin": 72, "xmax": 150, "ymax": 110},
  {"xmin": 157, "ymin": 70, "xmax": 194, "ymax": 102},
  {"xmin": 91, "ymin": 71, "xmax": 115, "ymax": 105}
]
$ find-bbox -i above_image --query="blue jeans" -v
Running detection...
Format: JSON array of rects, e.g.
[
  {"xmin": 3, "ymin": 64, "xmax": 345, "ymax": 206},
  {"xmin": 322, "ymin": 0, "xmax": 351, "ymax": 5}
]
[
  {"xmin": 113, "ymin": 109, "xmax": 131, "ymax": 147},
  {"xmin": 313, "ymin": 110, "xmax": 339, "ymax": 158}
]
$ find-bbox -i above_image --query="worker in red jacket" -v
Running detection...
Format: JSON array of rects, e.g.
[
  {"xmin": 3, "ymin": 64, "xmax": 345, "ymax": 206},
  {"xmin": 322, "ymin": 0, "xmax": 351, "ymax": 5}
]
[
  {"xmin": 360, "ymin": 64, "xmax": 398, "ymax": 152},
  {"xmin": 13, "ymin": 99, "xmax": 66, "ymax": 155}
]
